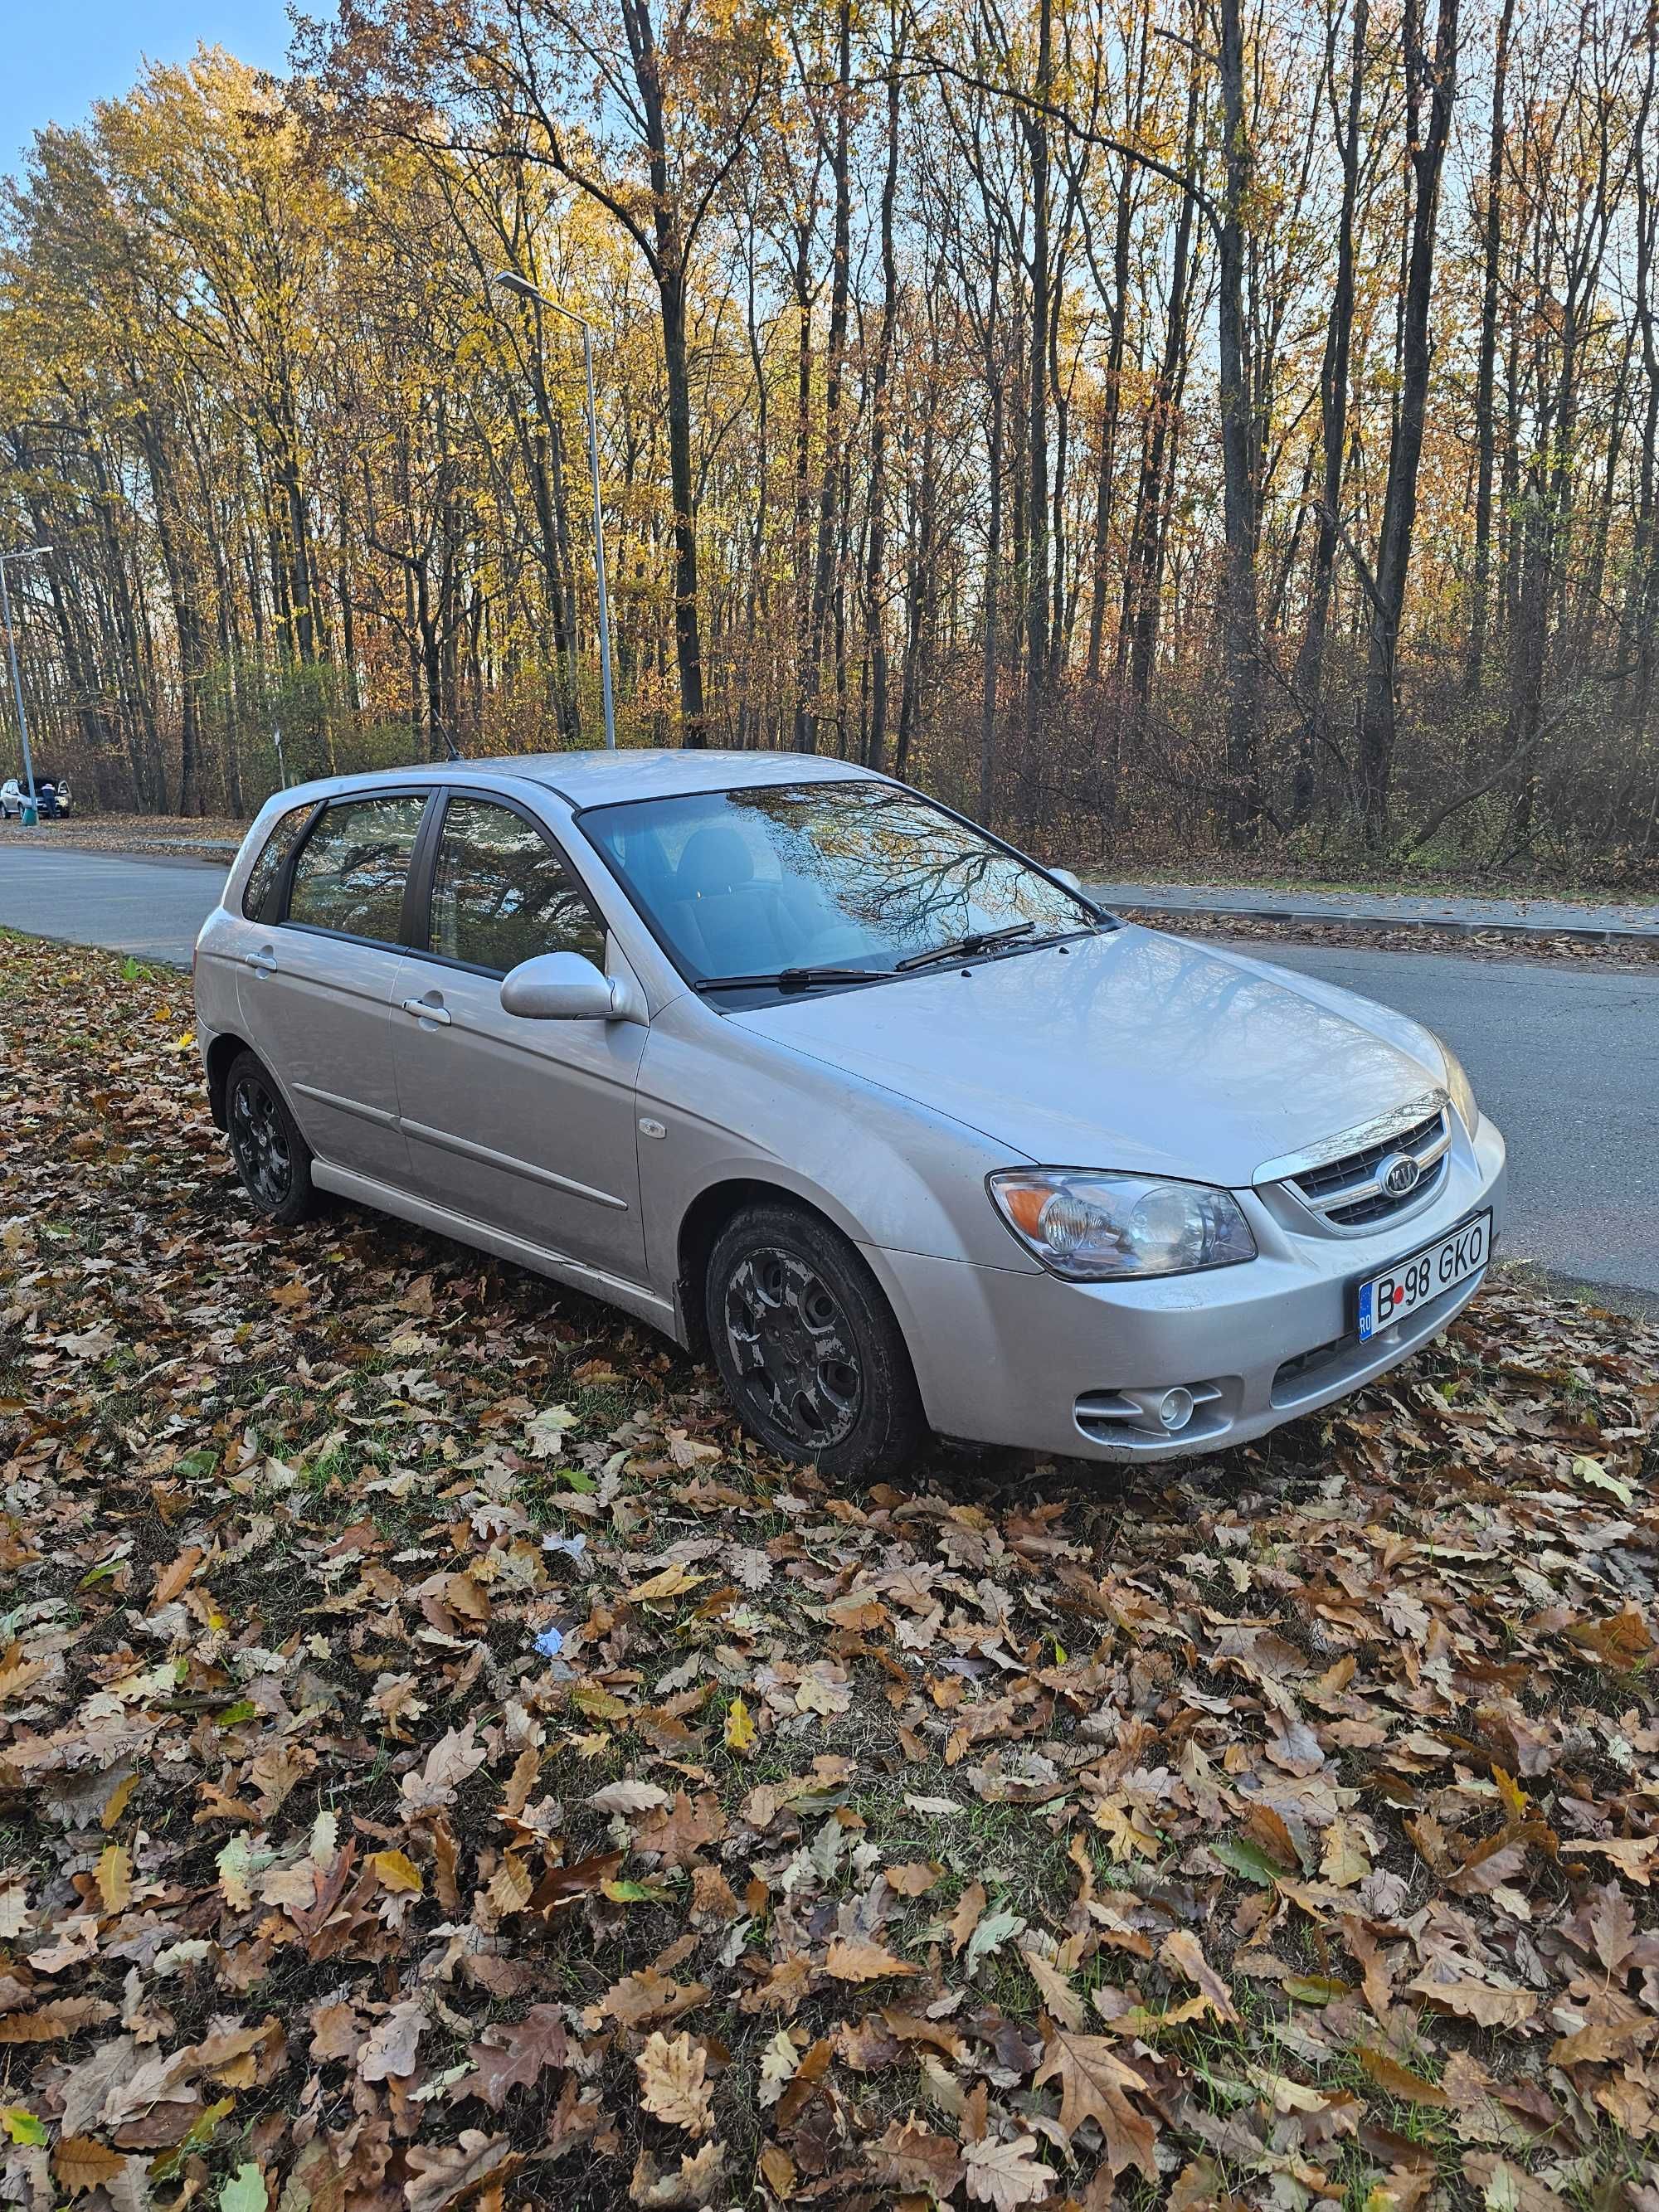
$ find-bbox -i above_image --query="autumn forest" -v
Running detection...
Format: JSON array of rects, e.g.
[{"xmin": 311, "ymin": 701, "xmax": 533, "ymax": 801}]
[{"xmin": 2, "ymin": 0, "xmax": 1657, "ymax": 871}]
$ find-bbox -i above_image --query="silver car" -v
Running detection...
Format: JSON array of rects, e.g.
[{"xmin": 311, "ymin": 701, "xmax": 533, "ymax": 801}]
[{"xmin": 192, "ymin": 751, "xmax": 1506, "ymax": 1476}]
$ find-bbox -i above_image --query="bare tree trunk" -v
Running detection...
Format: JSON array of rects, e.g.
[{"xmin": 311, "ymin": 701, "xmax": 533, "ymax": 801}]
[
  {"xmin": 981, "ymin": 371, "xmax": 1004, "ymax": 817},
  {"xmin": 808, "ymin": 0, "xmax": 852, "ymax": 751},
  {"xmin": 1292, "ymin": 0, "xmax": 1366, "ymax": 819},
  {"xmin": 1357, "ymin": 0, "xmax": 1460, "ymax": 843},
  {"xmin": 1086, "ymin": 168, "xmax": 1133, "ymax": 683},
  {"xmin": 1632, "ymin": 26, "xmax": 1659, "ymax": 733},
  {"xmin": 864, "ymin": 60, "xmax": 901, "ymax": 773},
  {"xmin": 1465, "ymin": 0, "xmax": 1515, "ymax": 702},
  {"xmin": 1021, "ymin": 0, "xmax": 1053, "ymax": 756},
  {"xmin": 1218, "ymin": 0, "xmax": 1262, "ymax": 842},
  {"xmin": 791, "ymin": 222, "xmax": 815, "ymax": 752}
]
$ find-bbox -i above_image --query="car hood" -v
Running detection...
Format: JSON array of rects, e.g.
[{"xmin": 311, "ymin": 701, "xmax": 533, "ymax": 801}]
[{"xmin": 730, "ymin": 925, "xmax": 1448, "ymax": 1186}]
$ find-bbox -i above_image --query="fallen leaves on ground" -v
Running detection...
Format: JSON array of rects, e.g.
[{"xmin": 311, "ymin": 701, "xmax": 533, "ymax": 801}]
[
  {"xmin": 1122, "ymin": 908, "xmax": 1659, "ymax": 969},
  {"xmin": 2, "ymin": 931, "xmax": 1658, "ymax": 2210}
]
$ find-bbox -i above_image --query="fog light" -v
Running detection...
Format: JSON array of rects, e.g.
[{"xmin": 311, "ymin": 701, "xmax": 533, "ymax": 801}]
[{"xmin": 1158, "ymin": 1387, "xmax": 1194, "ymax": 1432}]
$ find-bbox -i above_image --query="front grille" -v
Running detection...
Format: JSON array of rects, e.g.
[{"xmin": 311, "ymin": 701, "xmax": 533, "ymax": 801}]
[{"xmin": 1290, "ymin": 1108, "xmax": 1449, "ymax": 1228}]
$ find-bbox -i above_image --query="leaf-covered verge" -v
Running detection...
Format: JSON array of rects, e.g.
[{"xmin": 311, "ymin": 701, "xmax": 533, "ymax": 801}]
[
  {"xmin": 1119, "ymin": 915, "xmax": 1659, "ymax": 973},
  {"xmin": 2, "ymin": 928, "xmax": 1657, "ymax": 2212}
]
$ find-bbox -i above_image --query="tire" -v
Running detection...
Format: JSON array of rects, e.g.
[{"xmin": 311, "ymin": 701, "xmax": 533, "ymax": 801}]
[
  {"xmin": 704, "ymin": 1201, "xmax": 926, "ymax": 1480},
  {"xmin": 224, "ymin": 1049, "xmax": 319, "ymax": 1226}
]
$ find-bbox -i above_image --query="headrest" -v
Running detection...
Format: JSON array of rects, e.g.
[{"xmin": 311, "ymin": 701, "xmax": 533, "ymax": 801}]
[{"xmin": 675, "ymin": 825, "xmax": 755, "ymax": 895}]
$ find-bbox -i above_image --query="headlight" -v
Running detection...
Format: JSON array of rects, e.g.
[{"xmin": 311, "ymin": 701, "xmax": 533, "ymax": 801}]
[
  {"xmin": 1434, "ymin": 1037, "xmax": 1480, "ymax": 1137},
  {"xmin": 987, "ymin": 1170, "xmax": 1257, "ymax": 1281}
]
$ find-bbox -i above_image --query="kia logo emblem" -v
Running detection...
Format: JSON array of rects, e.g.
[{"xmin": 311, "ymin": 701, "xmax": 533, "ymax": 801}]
[{"xmin": 1381, "ymin": 1154, "xmax": 1421, "ymax": 1198}]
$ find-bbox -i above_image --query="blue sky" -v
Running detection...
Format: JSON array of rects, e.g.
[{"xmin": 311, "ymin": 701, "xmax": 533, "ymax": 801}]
[{"xmin": 5, "ymin": 1, "xmax": 295, "ymax": 176}]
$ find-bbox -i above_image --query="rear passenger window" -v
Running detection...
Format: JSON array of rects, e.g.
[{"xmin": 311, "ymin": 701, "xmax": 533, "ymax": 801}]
[
  {"xmin": 241, "ymin": 803, "xmax": 314, "ymax": 921},
  {"xmin": 428, "ymin": 796, "xmax": 606, "ymax": 974},
  {"xmin": 287, "ymin": 794, "xmax": 428, "ymax": 943}
]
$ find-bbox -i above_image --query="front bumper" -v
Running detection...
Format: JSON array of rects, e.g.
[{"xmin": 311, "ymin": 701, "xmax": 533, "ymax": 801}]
[{"xmin": 872, "ymin": 1114, "xmax": 1507, "ymax": 1461}]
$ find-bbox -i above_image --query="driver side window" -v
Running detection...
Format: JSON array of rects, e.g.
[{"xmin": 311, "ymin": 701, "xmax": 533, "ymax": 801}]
[{"xmin": 427, "ymin": 796, "xmax": 606, "ymax": 975}]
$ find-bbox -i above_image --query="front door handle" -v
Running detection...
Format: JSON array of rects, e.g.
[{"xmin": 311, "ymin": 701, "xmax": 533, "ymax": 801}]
[
  {"xmin": 245, "ymin": 947, "xmax": 278, "ymax": 975},
  {"xmin": 401, "ymin": 994, "xmax": 452, "ymax": 1027}
]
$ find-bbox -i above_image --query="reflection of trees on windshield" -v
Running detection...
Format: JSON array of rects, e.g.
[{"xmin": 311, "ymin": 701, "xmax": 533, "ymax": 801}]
[{"xmin": 729, "ymin": 783, "xmax": 1081, "ymax": 950}]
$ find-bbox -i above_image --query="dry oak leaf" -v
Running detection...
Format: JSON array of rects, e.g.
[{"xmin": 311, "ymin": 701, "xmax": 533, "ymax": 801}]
[
  {"xmin": 626, "ymin": 1560, "xmax": 706, "ymax": 1603},
  {"xmin": 589, "ymin": 1780, "xmax": 674, "ymax": 1817},
  {"xmin": 399, "ymin": 1722, "xmax": 488, "ymax": 1814},
  {"xmin": 1460, "ymin": 2152, "xmax": 1572, "ymax": 2212},
  {"xmin": 823, "ymin": 1936, "xmax": 920, "ymax": 1984},
  {"xmin": 369, "ymin": 1849, "xmax": 424, "ymax": 1895},
  {"xmin": 873, "ymin": 2114, "xmax": 966, "ymax": 2195},
  {"xmin": 722, "ymin": 1695, "xmax": 757, "ymax": 1756},
  {"xmin": 884, "ymin": 1860, "xmax": 941, "ymax": 1897},
  {"xmin": 402, "ymin": 2129, "xmax": 517, "ymax": 2212},
  {"xmin": 636, "ymin": 2030, "xmax": 714, "ymax": 2137},
  {"xmin": 1158, "ymin": 1929, "xmax": 1240, "ymax": 2025},
  {"xmin": 1550, "ymin": 2017, "xmax": 1649, "ymax": 2069},
  {"xmin": 1407, "ymin": 1976, "xmax": 1539, "ymax": 2031},
  {"xmin": 461, "ymin": 2006, "xmax": 568, "ymax": 2111},
  {"xmin": 1354, "ymin": 2047, "xmax": 1449, "ymax": 2107},
  {"xmin": 758, "ymin": 2142, "xmax": 795, "ymax": 2199},
  {"xmin": 601, "ymin": 1966, "xmax": 708, "ymax": 2030},
  {"xmin": 0, "ymin": 1998, "xmax": 119, "ymax": 2044},
  {"xmin": 1017, "ymin": 1942, "xmax": 1085, "ymax": 2032},
  {"xmin": 636, "ymin": 1789, "xmax": 726, "ymax": 1868},
  {"xmin": 1557, "ymin": 1836, "xmax": 1657, "ymax": 1884},
  {"xmin": 1585, "ymin": 1880, "xmax": 1637, "ymax": 1971},
  {"xmin": 949, "ymin": 1879, "xmax": 988, "ymax": 1955},
  {"xmin": 152, "ymin": 1544, "xmax": 205, "ymax": 1610},
  {"xmin": 360, "ymin": 1998, "xmax": 428, "ymax": 2083},
  {"xmin": 1033, "ymin": 2030, "xmax": 1157, "ymax": 2180},
  {"xmin": 485, "ymin": 1853, "xmax": 533, "ymax": 1916},
  {"xmin": 95, "ymin": 1842, "xmax": 132, "ymax": 1914},
  {"xmin": 757, "ymin": 2028, "xmax": 800, "ymax": 2108},
  {"xmin": 54, "ymin": 2136, "xmax": 126, "ymax": 2201},
  {"xmin": 628, "ymin": 2141, "xmax": 725, "ymax": 2209},
  {"xmin": 0, "ymin": 1649, "xmax": 48, "ymax": 1705},
  {"xmin": 962, "ymin": 2132, "xmax": 1053, "ymax": 2209}
]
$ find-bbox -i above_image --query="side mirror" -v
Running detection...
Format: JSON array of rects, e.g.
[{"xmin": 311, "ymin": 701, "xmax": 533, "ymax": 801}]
[
  {"xmin": 1048, "ymin": 866, "xmax": 1084, "ymax": 893},
  {"xmin": 500, "ymin": 951, "xmax": 645, "ymax": 1023}
]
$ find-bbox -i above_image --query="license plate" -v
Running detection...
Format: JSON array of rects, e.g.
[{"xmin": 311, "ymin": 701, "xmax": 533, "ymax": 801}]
[{"xmin": 1356, "ymin": 1212, "xmax": 1491, "ymax": 1342}]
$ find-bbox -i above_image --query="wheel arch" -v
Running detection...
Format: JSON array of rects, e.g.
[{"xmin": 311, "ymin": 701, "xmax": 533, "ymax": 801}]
[
  {"xmin": 205, "ymin": 1030, "xmax": 251, "ymax": 1130},
  {"xmin": 674, "ymin": 1174, "xmax": 913, "ymax": 1368}
]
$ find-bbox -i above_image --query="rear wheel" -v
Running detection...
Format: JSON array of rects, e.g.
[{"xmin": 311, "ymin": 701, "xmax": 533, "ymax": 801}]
[
  {"xmin": 704, "ymin": 1202, "xmax": 925, "ymax": 1480},
  {"xmin": 225, "ymin": 1049, "xmax": 319, "ymax": 1226}
]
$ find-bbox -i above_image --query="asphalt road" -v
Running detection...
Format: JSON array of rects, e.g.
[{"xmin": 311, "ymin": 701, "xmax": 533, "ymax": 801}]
[
  {"xmin": 0, "ymin": 846, "xmax": 227, "ymax": 966},
  {"xmin": 3, "ymin": 845, "xmax": 1655, "ymax": 1304}
]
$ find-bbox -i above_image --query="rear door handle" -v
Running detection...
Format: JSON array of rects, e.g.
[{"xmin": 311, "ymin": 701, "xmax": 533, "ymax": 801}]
[
  {"xmin": 245, "ymin": 947, "xmax": 278, "ymax": 975},
  {"xmin": 401, "ymin": 994, "xmax": 452, "ymax": 1027}
]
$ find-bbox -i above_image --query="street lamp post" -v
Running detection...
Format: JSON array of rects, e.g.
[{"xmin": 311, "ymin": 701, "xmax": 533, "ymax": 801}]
[
  {"xmin": 0, "ymin": 545, "xmax": 51, "ymax": 817},
  {"xmin": 494, "ymin": 271, "xmax": 616, "ymax": 751}
]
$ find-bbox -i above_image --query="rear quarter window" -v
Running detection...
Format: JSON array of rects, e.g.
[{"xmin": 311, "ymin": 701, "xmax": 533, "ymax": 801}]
[{"xmin": 241, "ymin": 804, "xmax": 315, "ymax": 921}]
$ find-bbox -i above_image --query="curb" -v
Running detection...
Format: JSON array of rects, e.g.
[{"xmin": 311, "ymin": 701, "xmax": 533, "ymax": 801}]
[
  {"xmin": 3, "ymin": 836, "xmax": 240, "ymax": 863},
  {"xmin": 1100, "ymin": 896, "xmax": 1659, "ymax": 949}
]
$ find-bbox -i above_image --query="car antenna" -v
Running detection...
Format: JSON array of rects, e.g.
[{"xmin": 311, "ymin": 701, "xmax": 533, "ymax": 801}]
[{"xmin": 433, "ymin": 717, "xmax": 464, "ymax": 762}]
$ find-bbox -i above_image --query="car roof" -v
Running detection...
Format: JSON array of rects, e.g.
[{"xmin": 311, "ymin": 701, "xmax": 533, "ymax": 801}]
[{"xmin": 270, "ymin": 749, "xmax": 877, "ymax": 814}]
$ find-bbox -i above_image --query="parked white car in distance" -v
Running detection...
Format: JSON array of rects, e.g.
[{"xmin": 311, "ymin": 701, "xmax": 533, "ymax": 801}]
[{"xmin": 1, "ymin": 773, "xmax": 72, "ymax": 819}]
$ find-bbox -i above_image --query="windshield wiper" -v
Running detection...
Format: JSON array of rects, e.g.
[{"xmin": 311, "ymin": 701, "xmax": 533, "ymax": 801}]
[
  {"xmin": 894, "ymin": 922, "xmax": 1037, "ymax": 973},
  {"xmin": 695, "ymin": 966, "xmax": 878, "ymax": 995}
]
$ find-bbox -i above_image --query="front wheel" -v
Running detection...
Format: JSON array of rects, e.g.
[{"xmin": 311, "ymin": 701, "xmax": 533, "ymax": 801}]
[
  {"xmin": 225, "ymin": 1049, "xmax": 319, "ymax": 1226},
  {"xmin": 704, "ymin": 1202, "xmax": 925, "ymax": 1480}
]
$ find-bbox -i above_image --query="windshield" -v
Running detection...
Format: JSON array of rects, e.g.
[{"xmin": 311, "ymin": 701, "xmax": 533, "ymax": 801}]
[{"xmin": 579, "ymin": 779, "xmax": 1102, "ymax": 997}]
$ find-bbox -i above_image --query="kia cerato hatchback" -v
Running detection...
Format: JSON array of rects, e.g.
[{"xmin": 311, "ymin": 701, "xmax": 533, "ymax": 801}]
[{"xmin": 193, "ymin": 751, "xmax": 1506, "ymax": 1477}]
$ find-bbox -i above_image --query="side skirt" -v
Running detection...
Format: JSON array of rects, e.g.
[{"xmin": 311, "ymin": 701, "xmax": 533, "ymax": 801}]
[{"xmin": 311, "ymin": 1162, "xmax": 682, "ymax": 1340}]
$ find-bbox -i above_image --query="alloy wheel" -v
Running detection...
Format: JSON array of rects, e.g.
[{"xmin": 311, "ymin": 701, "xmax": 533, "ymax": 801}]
[
  {"xmin": 722, "ymin": 1244, "xmax": 863, "ymax": 1450},
  {"xmin": 230, "ymin": 1072, "xmax": 293, "ymax": 1211}
]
